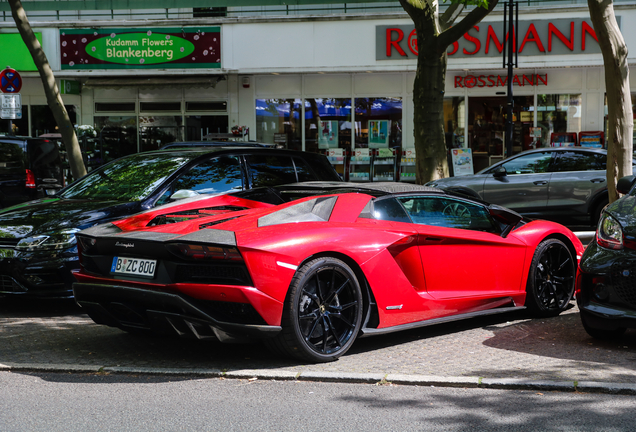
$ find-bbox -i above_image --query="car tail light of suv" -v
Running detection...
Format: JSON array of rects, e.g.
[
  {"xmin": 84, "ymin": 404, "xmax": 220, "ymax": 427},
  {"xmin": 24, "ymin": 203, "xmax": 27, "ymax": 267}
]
[{"xmin": 25, "ymin": 169, "xmax": 36, "ymax": 188}]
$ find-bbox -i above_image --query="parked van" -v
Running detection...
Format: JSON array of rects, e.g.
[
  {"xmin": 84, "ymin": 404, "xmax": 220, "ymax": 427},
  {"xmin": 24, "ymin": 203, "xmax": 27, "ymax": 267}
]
[{"xmin": 0, "ymin": 136, "xmax": 64, "ymax": 208}]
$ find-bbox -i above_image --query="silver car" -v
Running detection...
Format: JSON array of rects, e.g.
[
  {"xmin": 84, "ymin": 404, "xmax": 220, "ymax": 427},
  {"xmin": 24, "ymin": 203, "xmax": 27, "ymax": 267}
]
[{"xmin": 427, "ymin": 147, "xmax": 626, "ymax": 226}]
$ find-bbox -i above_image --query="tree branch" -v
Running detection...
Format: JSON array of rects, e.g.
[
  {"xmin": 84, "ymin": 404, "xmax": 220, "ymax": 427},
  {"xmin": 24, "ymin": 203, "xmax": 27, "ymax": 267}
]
[
  {"xmin": 438, "ymin": 0, "xmax": 499, "ymax": 50},
  {"xmin": 439, "ymin": 3, "xmax": 465, "ymax": 31}
]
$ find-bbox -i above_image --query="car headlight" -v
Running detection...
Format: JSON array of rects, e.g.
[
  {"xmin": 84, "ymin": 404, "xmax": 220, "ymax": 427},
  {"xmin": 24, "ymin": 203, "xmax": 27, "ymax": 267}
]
[
  {"xmin": 597, "ymin": 214, "xmax": 623, "ymax": 250},
  {"xmin": 16, "ymin": 228, "xmax": 81, "ymax": 252}
]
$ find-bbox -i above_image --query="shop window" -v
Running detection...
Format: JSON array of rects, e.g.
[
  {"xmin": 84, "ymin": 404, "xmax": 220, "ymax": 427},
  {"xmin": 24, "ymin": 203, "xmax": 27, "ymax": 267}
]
[
  {"xmin": 185, "ymin": 115, "xmax": 229, "ymax": 141},
  {"xmin": 140, "ymin": 102, "xmax": 182, "ymax": 112},
  {"xmin": 354, "ymin": 98, "xmax": 402, "ymax": 150},
  {"xmin": 305, "ymin": 98, "xmax": 352, "ymax": 154},
  {"xmin": 256, "ymin": 99, "xmax": 302, "ymax": 150},
  {"xmin": 467, "ymin": 96, "xmax": 534, "ymax": 171},
  {"xmin": 94, "ymin": 116, "xmax": 137, "ymax": 164},
  {"xmin": 443, "ymin": 97, "xmax": 465, "ymax": 149},
  {"xmin": 95, "ymin": 102, "xmax": 135, "ymax": 112},
  {"xmin": 4, "ymin": 108, "xmax": 28, "ymax": 136},
  {"xmin": 537, "ymin": 94, "xmax": 582, "ymax": 147},
  {"xmin": 186, "ymin": 101, "xmax": 227, "ymax": 112},
  {"xmin": 31, "ymin": 105, "xmax": 77, "ymax": 138},
  {"xmin": 603, "ymin": 94, "xmax": 636, "ymax": 149},
  {"xmin": 139, "ymin": 116, "xmax": 184, "ymax": 152}
]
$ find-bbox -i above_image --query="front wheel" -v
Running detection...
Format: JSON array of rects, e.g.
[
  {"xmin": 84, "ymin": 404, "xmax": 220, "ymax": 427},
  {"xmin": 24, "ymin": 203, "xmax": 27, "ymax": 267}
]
[
  {"xmin": 267, "ymin": 257, "xmax": 363, "ymax": 363},
  {"xmin": 525, "ymin": 239, "xmax": 575, "ymax": 317}
]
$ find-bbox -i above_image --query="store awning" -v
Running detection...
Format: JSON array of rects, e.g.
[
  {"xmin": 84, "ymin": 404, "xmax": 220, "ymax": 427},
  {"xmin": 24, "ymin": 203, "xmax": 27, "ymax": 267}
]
[{"xmin": 82, "ymin": 75, "xmax": 226, "ymax": 90}]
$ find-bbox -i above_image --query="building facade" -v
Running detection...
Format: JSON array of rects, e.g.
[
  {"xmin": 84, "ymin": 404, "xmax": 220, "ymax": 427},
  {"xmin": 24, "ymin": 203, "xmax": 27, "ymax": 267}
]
[{"xmin": 0, "ymin": 1, "xmax": 634, "ymax": 179}]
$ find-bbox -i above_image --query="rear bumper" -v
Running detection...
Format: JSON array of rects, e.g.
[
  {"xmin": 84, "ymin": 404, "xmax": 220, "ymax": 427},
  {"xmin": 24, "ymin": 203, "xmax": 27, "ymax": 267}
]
[{"xmin": 73, "ymin": 282, "xmax": 281, "ymax": 341}]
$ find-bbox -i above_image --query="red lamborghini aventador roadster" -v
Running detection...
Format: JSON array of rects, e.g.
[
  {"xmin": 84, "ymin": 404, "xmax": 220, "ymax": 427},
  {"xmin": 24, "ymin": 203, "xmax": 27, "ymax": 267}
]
[{"xmin": 73, "ymin": 182, "xmax": 584, "ymax": 362}]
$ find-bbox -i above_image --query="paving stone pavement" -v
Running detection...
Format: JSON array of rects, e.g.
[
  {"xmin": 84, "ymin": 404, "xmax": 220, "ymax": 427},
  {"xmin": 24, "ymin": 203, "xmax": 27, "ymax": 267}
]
[{"xmin": 2, "ymin": 297, "xmax": 636, "ymax": 387}]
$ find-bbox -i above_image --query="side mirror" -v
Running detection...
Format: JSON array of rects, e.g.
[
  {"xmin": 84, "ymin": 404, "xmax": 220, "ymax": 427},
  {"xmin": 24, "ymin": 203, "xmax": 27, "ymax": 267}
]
[
  {"xmin": 616, "ymin": 175, "xmax": 636, "ymax": 195},
  {"xmin": 492, "ymin": 166, "xmax": 507, "ymax": 178},
  {"xmin": 488, "ymin": 204, "xmax": 523, "ymax": 238},
  {"xmin": 170, "ymin": 189, "xmax": 200, "ymax": 200}
]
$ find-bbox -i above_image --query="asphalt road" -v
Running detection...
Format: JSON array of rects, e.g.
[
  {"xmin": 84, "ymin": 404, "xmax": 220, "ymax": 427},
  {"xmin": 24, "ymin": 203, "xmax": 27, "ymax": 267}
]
[
  {"xmin": 1, "ymin": 296, "xmax": 636, "ymax": 392},
  {"xmin": 2, "ymin": 372, "xmax": 636, "ymax": 432}
]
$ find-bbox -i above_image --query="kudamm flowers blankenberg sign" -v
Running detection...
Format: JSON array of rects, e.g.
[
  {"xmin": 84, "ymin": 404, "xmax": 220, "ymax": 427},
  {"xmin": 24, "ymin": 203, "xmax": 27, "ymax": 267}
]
[{"xmin": 60, "ymin": 27, "xmax": 220, "ymax": 70}]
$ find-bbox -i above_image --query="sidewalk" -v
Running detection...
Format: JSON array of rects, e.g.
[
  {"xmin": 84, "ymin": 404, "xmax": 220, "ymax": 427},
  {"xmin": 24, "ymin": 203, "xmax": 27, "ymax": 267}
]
[{"xmin": 1, "ymin": 298, "xmax": 635, "ymax": 394}]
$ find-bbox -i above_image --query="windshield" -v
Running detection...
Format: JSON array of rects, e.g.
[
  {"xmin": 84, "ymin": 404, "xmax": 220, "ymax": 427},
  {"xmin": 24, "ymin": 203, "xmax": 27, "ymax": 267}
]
[{"xmin": 59, "ymin": 153, "xmax": 193, "ymax": 201}]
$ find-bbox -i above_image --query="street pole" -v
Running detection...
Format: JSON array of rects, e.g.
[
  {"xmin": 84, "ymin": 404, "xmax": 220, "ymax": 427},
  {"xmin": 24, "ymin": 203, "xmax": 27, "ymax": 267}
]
[{"xmin": 503, "ymin": 0, "xmax": 518, "ymax": 158}]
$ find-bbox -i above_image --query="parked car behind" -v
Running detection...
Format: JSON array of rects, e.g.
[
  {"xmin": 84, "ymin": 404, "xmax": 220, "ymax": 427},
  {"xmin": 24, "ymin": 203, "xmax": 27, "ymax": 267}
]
[
  {"xmin": 577, "ymin": 174, "xmax": 636, "ymax": 338},
  {"xmin": 0, "ymin": 136, "xmax": 65, "ymax": 208},
  {"xmin": 0, "ymin": 146, "xmax": 341, "ymax": 299},
  {"xmin": 427, "ymin": 147, "xmax": 634, "ymax": 226}
]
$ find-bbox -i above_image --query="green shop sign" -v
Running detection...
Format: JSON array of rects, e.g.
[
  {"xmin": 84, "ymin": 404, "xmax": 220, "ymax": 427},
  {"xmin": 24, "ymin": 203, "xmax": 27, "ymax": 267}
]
[{"xmin": 60, "ymin": 27, "xmax": 221, "ymax": 70}]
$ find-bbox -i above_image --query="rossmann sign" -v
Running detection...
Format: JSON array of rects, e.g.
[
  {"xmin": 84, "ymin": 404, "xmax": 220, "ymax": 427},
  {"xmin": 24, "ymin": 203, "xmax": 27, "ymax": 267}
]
[{"xmin": 376, "ymin": 18, "xmax": 611, "ymax": 59}]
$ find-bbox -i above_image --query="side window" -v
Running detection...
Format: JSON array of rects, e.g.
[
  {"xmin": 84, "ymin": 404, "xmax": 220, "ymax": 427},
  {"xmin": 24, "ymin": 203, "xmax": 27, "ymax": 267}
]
[
  {"xmin": 245, "ymin": 154, "xmax": 297, "ymax": 187},
  {"xmin": 552, "ymin": 151, "xmax": 606, "ymax": 172},
  {"xmin": 369, "ymin": 198, "xmax": 411, "ymax": 223},
  {"xmin": 499, "ymin": 152, "xmax": 552, "ymax": 175},
  {"xmin": 156, "ymin": 156, "xmax": 243, "ymax": 206},
  {"xmin": 398, "ymin": 196, "xmax": 498, "ymax": 232}
]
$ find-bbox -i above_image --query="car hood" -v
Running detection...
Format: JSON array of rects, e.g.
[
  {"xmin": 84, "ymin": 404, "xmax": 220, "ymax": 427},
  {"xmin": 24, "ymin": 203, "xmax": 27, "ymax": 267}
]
[
  {"xmin": 0, "ymin": 197, "xmax": 138, "ymax": 239},
  {"xmin": 606, "ymin": 195, "xmax": 636, "ymax": 239}
]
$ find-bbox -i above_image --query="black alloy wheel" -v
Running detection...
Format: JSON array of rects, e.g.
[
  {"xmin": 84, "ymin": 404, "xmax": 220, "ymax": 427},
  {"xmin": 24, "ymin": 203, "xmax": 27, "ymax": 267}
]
[
  {"xmin": 525, "ymin": 239, "xmax": 576, "ymax": 317},
  {"xmin": 268, "ymin": 257, "xmax": 363, "ymax": 363}
]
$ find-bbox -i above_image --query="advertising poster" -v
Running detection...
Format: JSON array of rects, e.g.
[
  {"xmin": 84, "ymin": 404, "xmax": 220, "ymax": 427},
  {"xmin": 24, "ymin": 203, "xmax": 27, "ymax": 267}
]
[
  {"xmin": 368, "ymin": 120, "xmax": 389, "ymax": 148},
  {"xmin": 318, "ymin": 120, "xmax": 339, "ymax": 149},
  {"xmin": 451, "ymin": 148, "xmax": 474, "ymax": 176}
]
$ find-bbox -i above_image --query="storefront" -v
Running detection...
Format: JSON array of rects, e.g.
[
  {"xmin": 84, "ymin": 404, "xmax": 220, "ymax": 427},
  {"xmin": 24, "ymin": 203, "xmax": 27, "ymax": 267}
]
[{"xmin": 1, "ymin": 3, "xmax": 635, "ymax": 180}]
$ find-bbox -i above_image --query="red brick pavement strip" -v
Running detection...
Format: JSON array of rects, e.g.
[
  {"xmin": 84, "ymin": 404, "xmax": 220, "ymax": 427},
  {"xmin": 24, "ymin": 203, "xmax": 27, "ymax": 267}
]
[{"xmin": 2, "ymin": 301, "xmax": 636, "ymax": 394}]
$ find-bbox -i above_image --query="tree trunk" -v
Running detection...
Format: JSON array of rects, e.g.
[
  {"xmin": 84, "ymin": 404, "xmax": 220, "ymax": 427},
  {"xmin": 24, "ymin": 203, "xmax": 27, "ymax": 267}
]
[
  {"xmin": 588, "ymin": 0, "xmax": 633, "ymax": 203},
  {"xmin": 399, "ymin": 0, "xmax": 498, "ymax": 184},
  {"xmin": 414, "ymin": 49, "xmax": 449, "ymax": 183},
  {"xmin": 8, "ymin": 0, "xmax": 87, "ymax": 180}
]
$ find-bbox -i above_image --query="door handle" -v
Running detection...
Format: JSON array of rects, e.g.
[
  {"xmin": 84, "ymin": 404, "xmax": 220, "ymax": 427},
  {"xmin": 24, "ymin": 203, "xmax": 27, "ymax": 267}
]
[
  {"xmin": 590, "ymin": 178, "xmax": 606, "ymax": 183},
  {"xmin": 533, "ymin": 180, "xmax": 548, "ymax": 185}
]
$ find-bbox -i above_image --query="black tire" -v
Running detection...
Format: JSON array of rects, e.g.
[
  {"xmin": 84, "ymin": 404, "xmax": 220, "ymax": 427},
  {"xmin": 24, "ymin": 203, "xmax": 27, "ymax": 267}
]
[
  {"xmin": 525, "ymin": 239, "xmax": 576, "ymax": 317},
  {"xmin": 266, "ymin": 257, "xmax": 363, "ymax": 363},
  {"xmin": 591, "ymin": 197, "xmax": 609, "ymax": 227},
  {"xmin": 580, "ymin": 312, "xmax": 626, "ymax": 340}
]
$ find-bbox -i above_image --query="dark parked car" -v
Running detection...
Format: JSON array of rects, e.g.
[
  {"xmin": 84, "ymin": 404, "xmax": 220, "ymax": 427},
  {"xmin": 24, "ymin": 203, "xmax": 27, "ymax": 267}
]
[
  {"xmin": 577, "ymin": 174, "xmax": 636, "ymax": 338},
  {"xmin": 0, "ymin": 136, "xmax": 65, "ymax": 208},
  {"xmin": 0, "ymin": 146, "xmax": 341, "ymax": 298},
  {"xmin": 427, "ymin": 147, "xmax": 634, "ymax": 226}
]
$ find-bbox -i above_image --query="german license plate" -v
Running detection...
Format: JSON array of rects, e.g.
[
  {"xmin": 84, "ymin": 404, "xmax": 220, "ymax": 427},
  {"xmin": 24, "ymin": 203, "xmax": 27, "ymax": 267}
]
[{"xmin": 110, "ymin": 256, "xmax": 156, "ymax": 278}]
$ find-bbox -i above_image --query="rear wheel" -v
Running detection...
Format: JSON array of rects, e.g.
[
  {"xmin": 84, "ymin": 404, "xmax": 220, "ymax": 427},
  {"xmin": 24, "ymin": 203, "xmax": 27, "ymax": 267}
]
[
  {"xmin": 267, "ymin": 257, "xmax": 363, "ymax": 363},
  {"xmin": 525, "ymin": 239, "xmax": 575, "ymax": 317}
]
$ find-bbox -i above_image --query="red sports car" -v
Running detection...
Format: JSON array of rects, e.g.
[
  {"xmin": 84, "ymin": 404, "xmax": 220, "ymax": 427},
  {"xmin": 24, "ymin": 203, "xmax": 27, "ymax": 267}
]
[{"xmin": 73, "ymin": 182, "xmax": 584, "ymax": 362}]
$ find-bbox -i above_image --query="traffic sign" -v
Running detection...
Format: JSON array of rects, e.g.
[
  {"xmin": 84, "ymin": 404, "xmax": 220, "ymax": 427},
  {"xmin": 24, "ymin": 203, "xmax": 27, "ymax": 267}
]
[
  {"xmin": 1, "ymin": 93, "xmax": 22, "ymax": 119},
  {"xmin": 0, "ymin": 68, "xmax": 22, "ymax": 93}
]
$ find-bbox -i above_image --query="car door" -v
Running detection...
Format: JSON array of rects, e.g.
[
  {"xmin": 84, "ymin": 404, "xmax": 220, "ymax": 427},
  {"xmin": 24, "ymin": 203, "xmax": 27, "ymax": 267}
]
[
  {"xmin": 396, "ymin": 195, "xmax": 527, "ymax": 300},
  {"xmin": 154, "ymin": 155, "xmax": 245, "ymax": 206},
  {"xmin": 547, "ymin": 150, "xmax": 606, "ymax": 214},
  {"xmin": 482, "ymin": 151, "xmax": 554, "ymax": 213}
]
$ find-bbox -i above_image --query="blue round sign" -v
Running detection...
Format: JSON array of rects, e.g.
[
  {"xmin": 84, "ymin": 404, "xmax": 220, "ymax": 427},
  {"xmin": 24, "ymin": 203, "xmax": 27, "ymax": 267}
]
[{"xmin": 0, "ymin": 68, "xmax": 22, "ymax": 93}]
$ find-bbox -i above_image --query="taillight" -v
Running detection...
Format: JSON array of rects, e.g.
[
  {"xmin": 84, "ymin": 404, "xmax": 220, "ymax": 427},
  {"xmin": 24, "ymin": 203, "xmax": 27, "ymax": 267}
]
[
  {"xmin": 25, "ymin": 169, "xmax": 36, "ymax": 188},
  {"xmin": 167, "ymin": 243, "xmax": 243, "ymax": 261}
]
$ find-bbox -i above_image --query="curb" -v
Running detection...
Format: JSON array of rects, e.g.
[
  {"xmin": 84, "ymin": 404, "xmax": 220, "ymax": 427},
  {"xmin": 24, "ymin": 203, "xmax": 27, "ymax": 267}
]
[{"xmin": 2, "ymin": 362, "xmax": 636, "ymax": 395}]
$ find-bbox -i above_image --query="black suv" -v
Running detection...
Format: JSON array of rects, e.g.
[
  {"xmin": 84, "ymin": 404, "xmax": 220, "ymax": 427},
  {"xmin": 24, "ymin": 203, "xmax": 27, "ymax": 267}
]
[
  {"xmin": 0, "ymin": 146, "xmax": 341, "ymax": 298},
  {"xmin": 0, "ymin": 136, "xmax": 65, "ymax": 208}
]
